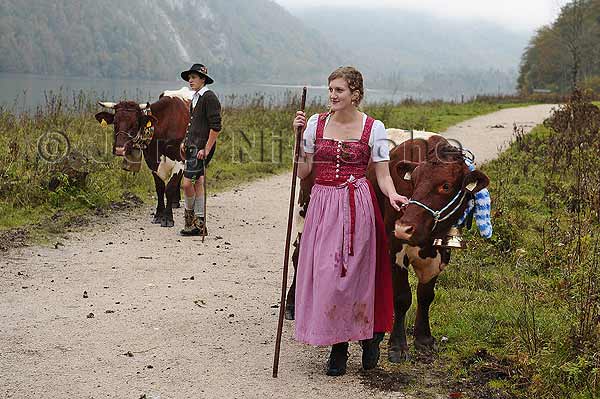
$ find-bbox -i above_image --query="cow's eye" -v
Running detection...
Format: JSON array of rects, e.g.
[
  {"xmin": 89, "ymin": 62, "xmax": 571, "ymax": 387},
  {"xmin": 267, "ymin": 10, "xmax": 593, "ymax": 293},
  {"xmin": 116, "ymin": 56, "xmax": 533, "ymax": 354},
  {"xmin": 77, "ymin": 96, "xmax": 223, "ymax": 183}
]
[{"xmin": 442, "ymin": 183, "xmax": 450, "ymax": 191}]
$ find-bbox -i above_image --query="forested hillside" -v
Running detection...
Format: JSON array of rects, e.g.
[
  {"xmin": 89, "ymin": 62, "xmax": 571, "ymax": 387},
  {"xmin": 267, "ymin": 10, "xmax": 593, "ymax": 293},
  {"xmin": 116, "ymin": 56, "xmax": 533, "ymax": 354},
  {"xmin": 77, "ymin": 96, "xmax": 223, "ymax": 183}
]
[
  {"xmin": 0, "ymin": 0, "xmax": 341, "ymax": 83},
  {"xmin": 0, "ymin": 0, "xmax": 537, "ymax": 95},
  {"xmin": 518, "ymin": 0, "xmax": 600, "ymax": 94}
]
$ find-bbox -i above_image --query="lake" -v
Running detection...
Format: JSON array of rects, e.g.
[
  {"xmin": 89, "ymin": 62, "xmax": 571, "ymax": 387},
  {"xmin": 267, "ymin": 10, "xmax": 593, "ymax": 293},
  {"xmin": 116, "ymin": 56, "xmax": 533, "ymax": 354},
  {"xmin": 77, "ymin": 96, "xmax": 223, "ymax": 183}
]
[{"xmin": 0, "ymin": 72, "xmax": 442, "ymax": 112}]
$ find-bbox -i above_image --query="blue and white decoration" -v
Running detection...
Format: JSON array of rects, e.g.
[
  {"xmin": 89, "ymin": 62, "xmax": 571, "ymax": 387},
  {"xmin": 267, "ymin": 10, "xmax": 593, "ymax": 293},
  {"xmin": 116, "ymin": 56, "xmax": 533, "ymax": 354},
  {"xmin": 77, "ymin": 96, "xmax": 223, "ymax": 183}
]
[{"xmin": 456, "ymin": 158, "xmax": 493, "ymax": 238}]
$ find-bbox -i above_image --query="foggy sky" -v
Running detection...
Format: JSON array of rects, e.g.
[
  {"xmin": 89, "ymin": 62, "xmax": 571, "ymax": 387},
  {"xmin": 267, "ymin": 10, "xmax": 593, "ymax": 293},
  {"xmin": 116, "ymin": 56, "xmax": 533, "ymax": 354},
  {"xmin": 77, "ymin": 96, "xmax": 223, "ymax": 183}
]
[{"xmin": 273, "ymin": 0, "xmax": 570, "ymax": 32}]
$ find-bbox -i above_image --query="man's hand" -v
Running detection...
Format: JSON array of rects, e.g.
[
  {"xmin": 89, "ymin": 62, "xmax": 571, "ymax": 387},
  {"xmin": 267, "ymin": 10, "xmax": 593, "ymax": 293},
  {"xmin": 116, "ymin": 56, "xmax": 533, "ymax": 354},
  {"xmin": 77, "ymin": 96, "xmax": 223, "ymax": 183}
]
[
  {"xmin": 179, "ymin": 143, "xmax": 186, "ymax": 160},
  {"xmin": 196, "ymin": 148, "xmax": 208, "ymax": 160}
]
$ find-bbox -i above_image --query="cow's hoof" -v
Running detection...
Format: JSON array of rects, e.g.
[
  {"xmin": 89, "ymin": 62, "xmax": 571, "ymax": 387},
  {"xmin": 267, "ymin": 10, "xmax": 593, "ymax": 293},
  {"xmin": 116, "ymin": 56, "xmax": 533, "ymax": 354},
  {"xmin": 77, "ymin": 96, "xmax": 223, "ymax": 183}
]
[
  {"xmin": 162, "ymin": 219, "xmax": 174, "ymax": 228},
  {"xmin": 414, "ymin": 337, "xmax": 437, "ymax": 352},
  {"xmin": 284, "ymin": 304, "xmax": 295, "ymax": 320},
  {"xmin": 388, "ymin": 346, "xmax": 410, "ymax": 363},
  {"xmin": 152, "ymin": 215, "xmax": 162, "ymax": 224},
  {"xmin": 171, "ymin": 201, "xmax": 181, "ymax": 209}
]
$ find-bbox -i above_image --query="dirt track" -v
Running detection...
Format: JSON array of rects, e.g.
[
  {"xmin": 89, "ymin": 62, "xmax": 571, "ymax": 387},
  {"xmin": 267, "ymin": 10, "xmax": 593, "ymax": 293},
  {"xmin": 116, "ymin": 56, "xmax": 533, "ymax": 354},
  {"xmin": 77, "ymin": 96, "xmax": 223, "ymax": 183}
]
[{"xmin": 0, "ymin": 104, "xmax": 557, "ymax": 399}]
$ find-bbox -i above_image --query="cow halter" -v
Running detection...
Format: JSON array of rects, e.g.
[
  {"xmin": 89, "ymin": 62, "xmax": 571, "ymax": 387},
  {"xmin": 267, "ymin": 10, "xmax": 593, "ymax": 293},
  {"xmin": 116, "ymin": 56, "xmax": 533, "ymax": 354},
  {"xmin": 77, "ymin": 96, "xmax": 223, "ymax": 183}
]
[
  {"xmin": 115, "ymin": 107, "xmax": 154, "ymax": 150},
  {"xmin": 407, "ymin": 189, "xmax": 468, "ymax": 232}
]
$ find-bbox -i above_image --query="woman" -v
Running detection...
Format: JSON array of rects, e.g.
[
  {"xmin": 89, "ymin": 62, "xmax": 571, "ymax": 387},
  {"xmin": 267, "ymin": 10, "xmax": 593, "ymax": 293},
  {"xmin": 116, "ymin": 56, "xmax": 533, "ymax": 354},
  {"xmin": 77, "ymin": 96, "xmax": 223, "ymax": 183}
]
[{"xmin": 293, "ymin": 66, "xmax": 408, "ymax": 376}]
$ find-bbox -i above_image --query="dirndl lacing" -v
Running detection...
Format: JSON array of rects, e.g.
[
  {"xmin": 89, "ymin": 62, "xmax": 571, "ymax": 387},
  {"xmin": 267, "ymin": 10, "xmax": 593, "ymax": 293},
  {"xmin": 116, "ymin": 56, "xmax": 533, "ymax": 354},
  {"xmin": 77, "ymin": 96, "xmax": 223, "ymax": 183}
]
[{"xmin": 314, "ymin": 174, "xmax": 364, "ymax": 277}]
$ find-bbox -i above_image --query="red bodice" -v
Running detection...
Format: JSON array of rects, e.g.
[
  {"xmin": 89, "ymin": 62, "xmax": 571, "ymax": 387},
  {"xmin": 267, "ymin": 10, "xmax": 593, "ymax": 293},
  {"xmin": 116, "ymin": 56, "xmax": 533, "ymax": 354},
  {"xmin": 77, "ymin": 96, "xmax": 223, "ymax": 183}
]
[{"xmin": 313, "ymin": 113, "xmax": 374, "ymax": 184}]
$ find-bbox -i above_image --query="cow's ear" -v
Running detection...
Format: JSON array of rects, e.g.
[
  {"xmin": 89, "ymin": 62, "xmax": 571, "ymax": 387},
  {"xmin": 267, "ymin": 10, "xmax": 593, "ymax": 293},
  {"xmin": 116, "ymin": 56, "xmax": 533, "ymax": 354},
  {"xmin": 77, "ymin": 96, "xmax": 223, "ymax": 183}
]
[
  {"xmin": 141, "ymin": 114, "xmax": 158, "ymax": 128},
  {"xmin": 95, "ymin": 111, "xmax": 114, "ymax": 125},
  {"xmin": 396, "ymin": 161, "xmax": 419, "ymax": 181},
  {"xmin": 463, "ymin": 170, "xmax": 489, "ymax": 193}
]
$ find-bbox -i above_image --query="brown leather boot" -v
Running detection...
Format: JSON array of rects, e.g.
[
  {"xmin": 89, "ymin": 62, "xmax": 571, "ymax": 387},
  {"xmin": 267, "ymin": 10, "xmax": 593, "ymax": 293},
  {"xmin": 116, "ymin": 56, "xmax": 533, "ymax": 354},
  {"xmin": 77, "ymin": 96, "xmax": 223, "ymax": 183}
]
[{"xmin": 180, "ymin": 209, "xmax": 200, "ymax": 236}]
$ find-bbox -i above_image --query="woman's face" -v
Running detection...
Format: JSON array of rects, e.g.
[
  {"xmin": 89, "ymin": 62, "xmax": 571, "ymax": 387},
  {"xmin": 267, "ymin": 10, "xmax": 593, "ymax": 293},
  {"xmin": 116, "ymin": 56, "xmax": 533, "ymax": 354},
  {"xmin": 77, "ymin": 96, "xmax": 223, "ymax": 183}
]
[{"xmin": 328, "ymin": 77, "xmax": 358, "ymax": 112}]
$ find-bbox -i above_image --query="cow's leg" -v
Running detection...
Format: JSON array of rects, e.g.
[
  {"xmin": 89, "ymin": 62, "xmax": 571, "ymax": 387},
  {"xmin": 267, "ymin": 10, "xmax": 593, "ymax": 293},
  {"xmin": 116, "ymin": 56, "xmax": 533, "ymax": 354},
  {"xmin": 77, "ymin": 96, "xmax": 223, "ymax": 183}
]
[
  {"xmin": 414, "ymin": 276, "xmax": 438, "ymax": 351},
  {"xmin": 152, "ymin": 173, "xmax": 166, "ymax": 225},
  {"xmin": 388, "ymin": 258, "xmax": 412, "ymax": 363},
  {"xmin": 172, "ymin": 185, "xmax": 181, "ymax": 208},
  {"xmin": 144, "ymin": 142, "xmax": 165, "ymax": 224},
  {"xmin": 171, "ymin": 172, "xmax": 181, "ymax": 209},
  {"xmin": 162, "ymin": 171, "xmax": 183, "ymax": 227},
  {"xmin": 285, "ymin": 235, "xmax": 301, "ymax": 320}
]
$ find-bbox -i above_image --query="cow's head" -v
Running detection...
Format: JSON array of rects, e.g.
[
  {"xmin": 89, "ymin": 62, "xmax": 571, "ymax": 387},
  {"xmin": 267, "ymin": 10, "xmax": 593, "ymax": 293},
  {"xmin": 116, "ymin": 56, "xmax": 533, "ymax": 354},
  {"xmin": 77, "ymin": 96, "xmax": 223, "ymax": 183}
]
[
  {"xmin": 394, "ymin": 143, "xmax": 489, "ymax": 246},
  {"xmin": 95, "ymin": 101, "xmax": 157, "ymax": 156}
]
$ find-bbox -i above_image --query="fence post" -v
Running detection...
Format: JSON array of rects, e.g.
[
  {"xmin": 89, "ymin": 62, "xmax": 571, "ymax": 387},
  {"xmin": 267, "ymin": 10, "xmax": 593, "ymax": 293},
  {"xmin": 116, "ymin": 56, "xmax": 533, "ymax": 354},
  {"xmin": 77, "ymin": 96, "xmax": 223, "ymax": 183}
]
[
  {"xmin": 260, "ymin": 130, "xmax": 264, "ymax": 163},
  {"xmin": 279, "ymin": 134, "xmax": 283, "ymax": 164}
]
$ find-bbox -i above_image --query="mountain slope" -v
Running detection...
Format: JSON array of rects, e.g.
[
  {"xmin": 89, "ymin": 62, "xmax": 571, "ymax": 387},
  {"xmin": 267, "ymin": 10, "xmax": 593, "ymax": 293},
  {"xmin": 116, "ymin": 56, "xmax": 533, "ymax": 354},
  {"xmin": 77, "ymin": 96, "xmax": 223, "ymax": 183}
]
[
  {"xmin": 293, "ymin": 7, "xmax": 528, "ymax": 91},
  {"xmin": 0, "ymin": 0, "xmax": 342, "ymax": 83}
]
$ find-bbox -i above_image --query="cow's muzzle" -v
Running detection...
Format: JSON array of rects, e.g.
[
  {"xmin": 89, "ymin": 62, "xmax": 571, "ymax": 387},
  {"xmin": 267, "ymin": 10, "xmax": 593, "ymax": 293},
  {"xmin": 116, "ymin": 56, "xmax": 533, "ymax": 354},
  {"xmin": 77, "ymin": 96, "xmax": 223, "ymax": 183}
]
[
  {"xmin": 114, "ymin": 146, "xmax": 126, "ymax": 156},
  {"xmin": 395, "ymin": 220, "xmax": 415, "ymax": 241}
]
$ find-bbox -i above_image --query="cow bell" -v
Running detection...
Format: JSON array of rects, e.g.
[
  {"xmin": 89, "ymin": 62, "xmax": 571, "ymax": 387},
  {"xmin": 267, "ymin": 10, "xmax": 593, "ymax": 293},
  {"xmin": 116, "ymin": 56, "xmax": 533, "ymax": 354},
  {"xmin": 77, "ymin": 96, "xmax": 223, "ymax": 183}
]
[
  {"xmin": 122, "ymin": 148, "xmax": 142, "ymax": 172},
  {"xmin": 433, "ymin": 226, "xmax": 466, "ymax": 249}
]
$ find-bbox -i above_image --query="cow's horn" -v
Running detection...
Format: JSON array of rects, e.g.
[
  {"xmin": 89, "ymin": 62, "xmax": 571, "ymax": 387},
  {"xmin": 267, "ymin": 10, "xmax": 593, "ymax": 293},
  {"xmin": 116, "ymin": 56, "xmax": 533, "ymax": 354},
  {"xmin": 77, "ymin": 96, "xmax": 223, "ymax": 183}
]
[
  {"xmin": 139, "ymin": 102, "xmax": 150, "ymax": 110},
  {"xmin": 98, "ymin": 101, "xmax": 117, "ymax": 109}
]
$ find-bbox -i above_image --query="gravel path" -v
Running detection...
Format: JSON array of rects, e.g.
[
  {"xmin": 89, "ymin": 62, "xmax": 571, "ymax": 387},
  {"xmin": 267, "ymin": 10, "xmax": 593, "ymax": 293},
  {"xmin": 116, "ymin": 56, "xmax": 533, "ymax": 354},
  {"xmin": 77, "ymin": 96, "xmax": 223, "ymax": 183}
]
[
  {"xmin": 443, "ymin": 104, "xmax": 557, "ymax": 165},
  {"xmin": 0, "ymin": 104, "xmax": 557, "ymax": 399}
]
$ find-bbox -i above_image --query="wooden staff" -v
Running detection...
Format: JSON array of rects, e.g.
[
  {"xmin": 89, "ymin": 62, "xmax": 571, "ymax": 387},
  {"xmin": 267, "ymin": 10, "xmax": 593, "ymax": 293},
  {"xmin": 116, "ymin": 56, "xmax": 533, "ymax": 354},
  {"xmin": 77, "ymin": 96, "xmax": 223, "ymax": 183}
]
[
  {"xmin": 273, "ymin": 86, "xmax": 307, "ymax": 378},
  {"xmin": 202, "ymin": 157, "xmax": 207, "ymax": 243}
]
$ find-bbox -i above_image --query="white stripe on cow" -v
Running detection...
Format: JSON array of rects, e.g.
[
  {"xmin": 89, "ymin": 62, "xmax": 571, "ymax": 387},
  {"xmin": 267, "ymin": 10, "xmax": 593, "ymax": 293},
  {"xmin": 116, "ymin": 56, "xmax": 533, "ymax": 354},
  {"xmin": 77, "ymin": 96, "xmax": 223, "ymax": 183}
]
[
  {"xmin": 161, "ymin": 86, "xmax": 194, "ymax": 102},
  {"xmin": 154, "ymin": 155, "xmax": 184, "ymax": 184},
  {"xmin": 386, "ymin": 128, "xmax": 440, "ymax": 149},
  {"xmin": 395, "ymin": 244, "xmax": 448, "ymax": 284}
]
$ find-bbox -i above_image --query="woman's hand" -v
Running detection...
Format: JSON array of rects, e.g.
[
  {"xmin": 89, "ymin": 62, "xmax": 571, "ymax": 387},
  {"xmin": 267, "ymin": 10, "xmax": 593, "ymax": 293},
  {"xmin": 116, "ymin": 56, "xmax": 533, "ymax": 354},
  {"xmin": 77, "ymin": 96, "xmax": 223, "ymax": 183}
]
[
  {"xmin": 374, "ymin": 162, "xmax": 408, "ymax": 211},
  {"xmin": 388, "ymin": 191, "xmax": 409, "ymax": 212},
  {"xmin": 293, "ymin": 111, "xmax": 306, "ymax": 132}
]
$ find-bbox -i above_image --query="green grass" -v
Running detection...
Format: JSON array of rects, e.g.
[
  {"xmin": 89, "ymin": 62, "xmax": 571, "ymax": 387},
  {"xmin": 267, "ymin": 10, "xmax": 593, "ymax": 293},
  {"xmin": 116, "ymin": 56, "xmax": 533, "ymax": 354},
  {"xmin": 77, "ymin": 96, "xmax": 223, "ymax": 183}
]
[
  {"xmin": 5, "ymin": 92, "xmax": 596, "ymax": 396},
  {"xmin": 0, "ymin": 94, "xmax": 529, "ymax": 237},
  {"xmin": 411, "ymin": 115, "xmax": 600, "ymax": 398}
]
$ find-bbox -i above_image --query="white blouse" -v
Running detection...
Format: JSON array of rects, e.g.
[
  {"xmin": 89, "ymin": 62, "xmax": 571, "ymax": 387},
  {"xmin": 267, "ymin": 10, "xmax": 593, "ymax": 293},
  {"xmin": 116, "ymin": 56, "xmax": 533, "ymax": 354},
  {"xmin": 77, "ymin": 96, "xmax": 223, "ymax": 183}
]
[{"xmin": 302, "ymin": 113, "xmax": 390, "ymax": 162}]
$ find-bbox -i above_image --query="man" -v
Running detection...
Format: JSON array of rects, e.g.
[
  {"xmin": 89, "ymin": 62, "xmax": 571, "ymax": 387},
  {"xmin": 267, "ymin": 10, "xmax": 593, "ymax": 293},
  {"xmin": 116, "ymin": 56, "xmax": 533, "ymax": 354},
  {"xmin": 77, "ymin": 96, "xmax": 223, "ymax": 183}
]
[{"xmin": 179, "ymin": 63, "xmax": 222, "ymax": 236}]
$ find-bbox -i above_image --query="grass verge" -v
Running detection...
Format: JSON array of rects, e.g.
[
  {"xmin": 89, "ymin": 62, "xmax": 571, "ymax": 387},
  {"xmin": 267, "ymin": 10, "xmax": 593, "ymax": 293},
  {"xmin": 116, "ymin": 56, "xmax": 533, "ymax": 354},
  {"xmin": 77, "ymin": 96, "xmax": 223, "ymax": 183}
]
[
  {"xmin": 0, "ymin": 92, "xmax": 529, "ymax": 248},
  {"xmin": 370, "ymin": 93, "xmax": 599, "ymax": 399}
]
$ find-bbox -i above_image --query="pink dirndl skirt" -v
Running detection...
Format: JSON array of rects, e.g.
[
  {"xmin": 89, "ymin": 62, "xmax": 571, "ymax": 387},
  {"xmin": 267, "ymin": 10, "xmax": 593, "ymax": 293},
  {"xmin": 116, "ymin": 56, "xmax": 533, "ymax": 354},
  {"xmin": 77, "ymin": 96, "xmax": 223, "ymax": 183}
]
[{"xmin": 294, "ymin": 177, "xmax": 378, "ymax": 345}]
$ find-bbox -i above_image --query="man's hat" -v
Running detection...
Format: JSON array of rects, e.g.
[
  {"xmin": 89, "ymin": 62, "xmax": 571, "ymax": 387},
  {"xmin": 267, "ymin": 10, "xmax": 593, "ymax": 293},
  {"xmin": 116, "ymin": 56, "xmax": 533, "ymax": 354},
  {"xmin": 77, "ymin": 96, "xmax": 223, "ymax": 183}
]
[{"xmin": 181, "ymin": 63, "xmax": 214, "ymax": 84}]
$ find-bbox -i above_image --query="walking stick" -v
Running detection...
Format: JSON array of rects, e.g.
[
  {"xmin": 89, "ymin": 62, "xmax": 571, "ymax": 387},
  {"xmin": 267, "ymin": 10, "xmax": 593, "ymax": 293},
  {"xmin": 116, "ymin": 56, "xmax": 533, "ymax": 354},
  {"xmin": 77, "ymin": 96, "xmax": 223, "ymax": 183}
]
[
  {"xmin": 202, "ymin": 157, "xmax": 207, "ymax": 243},
  {"xmin": 273, "ymin": 86, "xmax": 307, "ymax": 378}
]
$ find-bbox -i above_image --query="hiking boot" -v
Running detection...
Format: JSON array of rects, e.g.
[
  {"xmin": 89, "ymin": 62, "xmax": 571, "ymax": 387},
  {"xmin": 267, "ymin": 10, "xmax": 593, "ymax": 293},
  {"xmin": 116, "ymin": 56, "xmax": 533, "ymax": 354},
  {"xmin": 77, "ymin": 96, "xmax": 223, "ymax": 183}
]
[
  {"xmin": 361, "ymin": 332, "xmax": 385, "ymax": 370},
  {"xmin": 180, "ymin": 209, "xmax": 201, "ymax": 236},
  {"xmin": 326, "ymin": 342, "xmax": 349, "ymax": 376}
]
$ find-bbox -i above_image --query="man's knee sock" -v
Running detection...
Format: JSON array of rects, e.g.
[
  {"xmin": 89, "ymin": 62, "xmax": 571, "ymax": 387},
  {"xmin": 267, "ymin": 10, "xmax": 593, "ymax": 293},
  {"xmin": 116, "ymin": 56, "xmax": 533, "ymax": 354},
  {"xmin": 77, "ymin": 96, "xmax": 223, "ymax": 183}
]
[
  {"xmin": 184, "ymin": 195, "xmax": 195, "ymax": 211},
  {"xmin": 194, "ymin": 195, "xmax": 205, "ymax": 218}
]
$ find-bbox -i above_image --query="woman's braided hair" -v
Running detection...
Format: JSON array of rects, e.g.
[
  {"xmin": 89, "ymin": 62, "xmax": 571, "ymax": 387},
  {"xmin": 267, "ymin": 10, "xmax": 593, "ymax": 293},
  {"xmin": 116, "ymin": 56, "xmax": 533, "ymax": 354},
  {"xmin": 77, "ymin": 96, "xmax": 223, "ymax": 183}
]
[{"xmin": 328, "ymin": 66, "xmax": 364, "ymax": 106}]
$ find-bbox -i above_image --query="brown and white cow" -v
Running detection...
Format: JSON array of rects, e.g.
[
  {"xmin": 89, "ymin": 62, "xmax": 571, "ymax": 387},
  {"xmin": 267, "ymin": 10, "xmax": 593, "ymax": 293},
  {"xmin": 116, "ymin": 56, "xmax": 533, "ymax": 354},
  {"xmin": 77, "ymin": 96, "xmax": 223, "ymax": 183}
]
[
  {"xmin": 285, "ymin": 129, "xmax": 489, "ymax": 364},
  {"xmin": 285, "ymin": 129, "xmax": 444, "ymax": 320},
  {"xmin": 94, "ymin": 87, "xmax": 192, "ymax": 227},
  {"xmin": 366, "ymin": 130, "xmax": 489, "ymax": 362}
]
